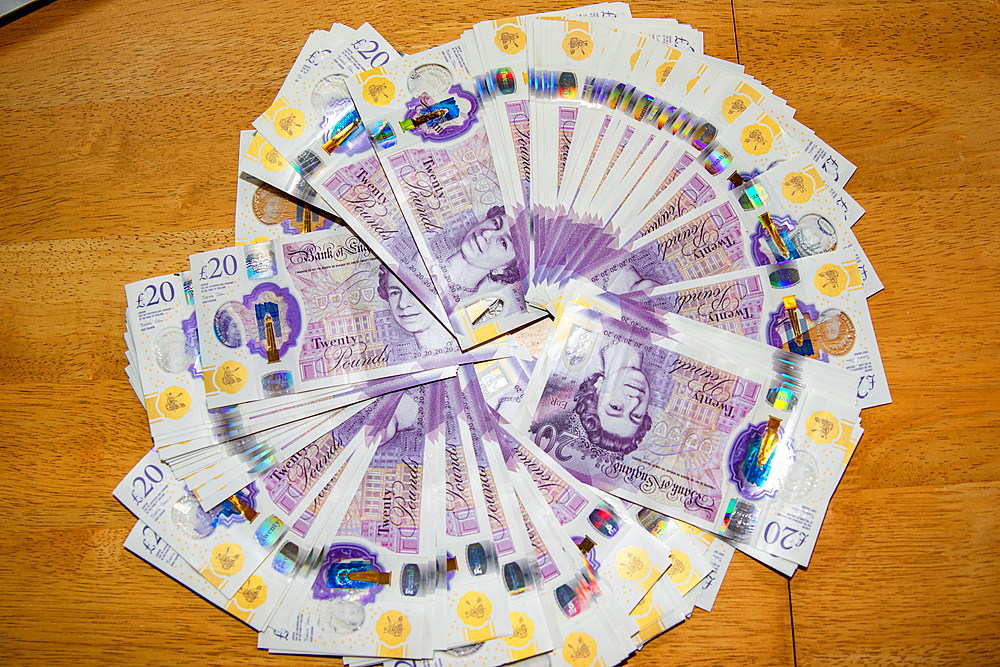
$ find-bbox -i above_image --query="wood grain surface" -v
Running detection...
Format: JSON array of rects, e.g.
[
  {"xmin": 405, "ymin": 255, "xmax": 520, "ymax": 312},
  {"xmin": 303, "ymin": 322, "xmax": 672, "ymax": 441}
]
[{"xmin": 0, "ymin": 0, "xmax": 996, "ymax": 665}]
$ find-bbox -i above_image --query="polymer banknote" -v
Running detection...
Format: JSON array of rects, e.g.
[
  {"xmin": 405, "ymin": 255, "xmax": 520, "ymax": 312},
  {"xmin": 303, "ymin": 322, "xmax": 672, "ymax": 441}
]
[
  {"xmin": 581, "ymin": 156, "xmax": 877, "ymax": 301},
  {"xmin": 253, "ymin": 27, "xmax": 450, "ymax": 329},
  {"xmin": 434, "ymin": 377, "xmax": 515, "ymax": 648},
  {"xmin": 349, "ymin": 39, "xmax": 547, "ymax": 349},
  {"xmin": 262, "ymin": 385, "xmax": 440, "ymax": 658},
  {"xmin": 125, "ymin": 272, "xmax": 215, "ymax": 446},
  {"xmin": 239, "ymin": 130, "xmax": 341, "ymax": 223},
  {"xmin": 513, "ymin": 295, "xmax": 863, "ymax": 567},
  {"xmin": 190, "ymin": 227, "xmax": 508, "ymax": 408},
  {"xmin": 621, "ymin": 248, "xmax": 890, "ymax": 408},
  {"xmin": 114, "ymin": 449, "xmax": 287, "ymax": 598},
  {"xmin": 495, "ymin": 422, "xmax": 678, "ymax": 613}
]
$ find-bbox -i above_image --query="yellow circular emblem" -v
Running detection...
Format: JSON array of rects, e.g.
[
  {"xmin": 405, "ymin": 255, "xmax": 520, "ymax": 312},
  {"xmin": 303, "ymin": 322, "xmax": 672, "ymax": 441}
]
[
  {"xmin": 375, "ymin": 610, "xmax": 411, "ymax": 646},
  {"xmin": 215, "ymin": 361, "xmax": 247, "ymax": 395},
  {"xmin": 502, "ymin": 611, "xmax": 535, "ymax": 648},
  {"xmin": 272, "ymin": 107, "xmax": 306, "ymax": 140},
  {"xmin": 362, "ymin": 76, "xmax": 395, "ymax": 107},
  {"xmin": 806, "ymin": 410, "xmax": 841, "ymax": 444},
  {"xmin": 260, "ymin": 143, "xmax": 289, "ymax": 172},
  {"xmin": 210, "ymin": 542, "xmax": 244, "ymax": 577},
  {"xmin": 675, "ymin": 520, "xmax": 701, "ymax": 535},
  {"xmin": 457, "ymin": 590, "xmax": 493, "ymax": 628},
  {"xmin": 741, "ymin": 123, "xmax": 774, "ymax": 156},
  {"xmin": 234, "ymin": 575, "xmax": 268, "ymax": 610},
  {"xmin": 723, "ymin": 94, "xmax": 752, "ymax": 124},
  {"xmin": 494, "ymin": 25, "xmax": 527, "ymax": 55},
  {"xmin": 631, "ymin": 591, "xmax": 653, "ymax": 616},
  {"xmin": 157, "ymin": 386, "xmax": 191, "ymax": 420},
  {"xmin": 815, "ymin": 263, "xmax": 850, "ymax": 297},
  {"xmin": 614, "ymin": 545, "xmax": 650, "ymax": 581},
  {"xmin": 562, "ymin": 632, "xmax": 598, "ymax": 667},
  {"xmin": 668, "ymin": 549, "xmax": 692, "ymax": 584},
  {"xmin": 562, "ymin": 30, "xmax": 594, "ymax": 61},
  {"xmin": 782, "ymin": 171, "xmax": 816, "ymax": 204},
  {"xmin": 655, "ymin": 60, "xmax": 676, "ymax": 86}
]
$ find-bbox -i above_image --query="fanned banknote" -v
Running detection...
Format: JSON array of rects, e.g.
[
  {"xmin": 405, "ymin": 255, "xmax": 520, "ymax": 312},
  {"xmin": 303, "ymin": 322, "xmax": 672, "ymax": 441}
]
[
  {"xmin": 349, "ymin": 40, "xmax": 548, "ymax": 349},
  {"xmin": 262, "ymin": 385, "xmax": 440, "ymax": 658},
  {"xmin": 252, "ymin": 26, "xmax": 454, "ymax": 332},
  {"xmin": 513, "ymin": 290, "xmax": 863, "ymax": 567},
  {"xmin": 619, "ymin": 248, "xmax": 890, "ymax": 408},
  {"xmin": 190, "ymin": 227, "xmax": 508, "ymax": 408}
]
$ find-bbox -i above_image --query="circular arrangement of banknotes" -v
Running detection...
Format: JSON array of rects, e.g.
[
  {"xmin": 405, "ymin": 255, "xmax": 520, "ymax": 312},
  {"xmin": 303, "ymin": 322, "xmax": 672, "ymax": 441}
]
[{"xmin": 116, "ymin": 6, "xmax": 889, "ymax": 667}]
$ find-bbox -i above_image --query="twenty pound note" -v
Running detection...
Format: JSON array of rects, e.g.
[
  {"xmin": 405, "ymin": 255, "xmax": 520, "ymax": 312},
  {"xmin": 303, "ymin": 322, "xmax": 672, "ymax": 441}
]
[
  {"xmin": 513, "ymin": 297, "xmax": 863, "ymax": 567},
  {"xmin": 190, "ymin": 227, "xmax": 509, "ymax": 408},
  {"xmin": 349, "ymin": 39, "xmax": 545, "ymax": 349}
]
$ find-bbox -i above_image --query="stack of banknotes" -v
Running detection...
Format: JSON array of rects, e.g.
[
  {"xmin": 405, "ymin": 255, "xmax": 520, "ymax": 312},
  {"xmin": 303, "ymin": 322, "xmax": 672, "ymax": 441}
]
[{"xmin": 115, "ymin": 4, "xmax": 890, "ymax": 665}]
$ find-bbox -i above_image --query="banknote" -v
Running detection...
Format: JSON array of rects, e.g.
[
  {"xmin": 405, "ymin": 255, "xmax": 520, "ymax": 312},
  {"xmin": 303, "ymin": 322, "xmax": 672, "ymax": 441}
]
[
  {"xmin": 433, "ymin": 377, "xmax": 514, "ymax": 649},
  {"xmin": 559, "ymin": 278, "xmax": 864, "ymax": 405},
  {"xmin": 622, "ymin": 248, "xmax": 891, "ymax": 408},
  {"xmin": 555, "ymin": 31, "xmax": 674, "ymax": 215},
  {"xmin": 495, "ymin": 422, "xmax": 677, "ymax": 613},
  {"xmin": 114, "ymin": 448, "xmax": 289, "ymax": 598},
  {"xmin": 580, "ymin": 156, "xmax": 878, "ymax": 299},
  {"xmin": 127, "ymin": 270, "xmax": 388, "ymax": 467},
  {"xmin": 585, "ymin": 198, "xmax": 750, "ymax": 294},
  {"xmin": 183, "ymin": 409, "xmax": 347, "ymax": 508},
  {"xmin": 473, "ymin": 345, "xmax": 535, "ymax": 424},
  {"xmin": 252, "ymin": 27, "xmax": 452, "ymax": 330},
  {"xmin": 125, "ymin": 271, "xmax": 244, "ymax": 448},
  {"xmin": 204, "ymin": 398, "xmax": 398, "ymax": 630},
  {"xmin": 617, "ymin": 96, "xmax": 864, "ymax": 249},
  {"xmin": 426, "ymin": 367, "xmax": 560, "ymax": 665},
  {"xmin": 627, "ymin": 507, "xmax": 711, "ymax": 598},
  {"xmin": 527, "ymin": 20, "xmax": 644, "ymax": 211},
  {"xmin": 455, "ymin": 417, "xmax": 616, "ymax": 666},
  {"xmin": 241, "ymin": 401, "xmax": 416, "ymax": 640},
  {"xmin": 190, "ymin": 226, "xmax": 509, "ymax": 408},
  {"xmin": 126, "ymin": 517, "xmax": 306, "ymax": 631},
  {"xmin": 503, "ymin": 465, "xmax": 635, "ymax": 667},
  {"xmin": 124, "ymin": 520, "xmax": 230, "ymax": 608},
  {"xmin": 262, "ymin": 384, "xmax": 440, "ymax": 658},
  {"xmin": 557, "ymin": 102, "xmax": 613, "ymax": 212},
  {"xmin": 620, "ymin": 168, "xmax": 719, "ymax": 246},
  {"xmin": 626, "ymin": 505, "xmax": 713, "ymax": 643},
  {"xmin": 631, "ymin": 506, "xmax": 734, "ymax": 612},
  {"xmin": 224, "ymin": 399, "xmax": 378, "ymax": 528},
  {"xmin": 124, "ymin": 326, "xmax": 144, "ymax": 402},
  {"xmin": 254, "ymin": 26, "xmax": 389, "ymax": 166},
  {"xmin": 188, "ymin": 367, "xmax": 457, "ymax": 462},
  {"xmin": 513, "ymin": 295, "xmax": 864, "ymax": 567},
  {"xmin": 472, "ymin": 4, "xmax": 637, "ymax": 211},
  {"xmin": 240, "ymin": 131, "xmax": 341, "ymax": 221},
  {"xmin": 603, "ymin": 145, "xmax": 697, "ymax": 238},
  {"xmin": 628, "ymin": 578, "xmax": 688, "ymax": 648},
  {"xmin": 349, "ymin": 40, "xmax": 546, "ymax": 349},
  {"xmin": 685, "ymin": 67, "xmax": 858, "ymax": 191}
]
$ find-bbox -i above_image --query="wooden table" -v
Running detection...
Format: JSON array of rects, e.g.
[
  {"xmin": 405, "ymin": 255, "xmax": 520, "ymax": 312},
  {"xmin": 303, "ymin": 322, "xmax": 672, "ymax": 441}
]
[{"xmin": 2, "ymin": 1, "xmax": 997, "ymax": 665}]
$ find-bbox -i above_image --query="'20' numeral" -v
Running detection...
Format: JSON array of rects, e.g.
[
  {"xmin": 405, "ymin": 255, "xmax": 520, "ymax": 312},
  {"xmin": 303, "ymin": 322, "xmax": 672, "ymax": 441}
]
[
  {"xmin": 200, "ymin": 255, "xmax": 238, "ymax": 281},
  {"xmin": 352, "ymin": 39, "xmax": 390, "ymax": 68},
  {"xmin": 131, "ymin": 464, "xmax": 164, "ymax": 504},
  {"xmin": 763, "ymin": 521, "xmax": 808, "ymax": 550},
  {"xmin": 137, "ymin": 281, "xmax": 175, "ymax": 308}
]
